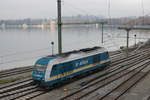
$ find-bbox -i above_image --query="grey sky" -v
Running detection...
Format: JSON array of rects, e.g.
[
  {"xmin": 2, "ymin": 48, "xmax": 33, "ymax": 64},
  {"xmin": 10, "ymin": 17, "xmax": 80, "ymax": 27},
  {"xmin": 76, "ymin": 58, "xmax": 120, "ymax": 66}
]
[{"xmin": 0, "ymin": 0, "xmax": 149, "ymax": 19}]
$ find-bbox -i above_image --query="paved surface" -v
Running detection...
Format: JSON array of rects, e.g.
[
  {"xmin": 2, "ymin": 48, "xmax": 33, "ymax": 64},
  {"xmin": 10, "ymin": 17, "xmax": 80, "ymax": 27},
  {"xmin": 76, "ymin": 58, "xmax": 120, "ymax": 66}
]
[{"xmin": 118, "ymin": 65, "xmax": 150, "ymax": 100}]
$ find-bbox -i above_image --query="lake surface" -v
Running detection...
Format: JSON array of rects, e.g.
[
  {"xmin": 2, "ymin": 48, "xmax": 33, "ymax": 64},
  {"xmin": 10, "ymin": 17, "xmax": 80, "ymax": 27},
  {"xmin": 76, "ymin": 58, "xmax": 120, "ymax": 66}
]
[{"xmin": 0, "ymin": 25, "xmax": 150, "ymax": 70}]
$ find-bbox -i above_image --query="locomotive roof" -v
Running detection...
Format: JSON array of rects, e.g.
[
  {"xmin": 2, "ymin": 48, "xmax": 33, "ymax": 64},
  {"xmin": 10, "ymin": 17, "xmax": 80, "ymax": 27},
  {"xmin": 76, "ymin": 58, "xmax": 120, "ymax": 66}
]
[
  {"xmin": 35, "ymin": 57, "xmax": 56, "ymax": 65},
  {"xmin": 35, "ymin": 46, "xmax": 106, "ymax": 65},
  {"xmin": 60, "ymin": 46, "xmax": 104, "ymax": 57},
  {"xmin": 47, "ymin": 46, "xmax": 104, "ymax": 57},
  {"xmin": 55, "ymin": 46, "xmax": 107, "ymax": 63}
]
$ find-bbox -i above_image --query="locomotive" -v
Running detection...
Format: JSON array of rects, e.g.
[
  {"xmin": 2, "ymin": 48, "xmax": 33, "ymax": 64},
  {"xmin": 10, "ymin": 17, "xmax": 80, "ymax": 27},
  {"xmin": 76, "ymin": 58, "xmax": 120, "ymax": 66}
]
[{"xmin": 32, "ymin": 47, "xmax": 111, "ymax": 86}]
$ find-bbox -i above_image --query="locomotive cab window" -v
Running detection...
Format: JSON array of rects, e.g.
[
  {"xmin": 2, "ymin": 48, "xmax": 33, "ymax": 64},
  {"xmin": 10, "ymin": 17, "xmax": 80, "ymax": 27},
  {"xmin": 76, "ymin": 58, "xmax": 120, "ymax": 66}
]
[
  {"xmin": 52, "ymin": 65, "xmax": 57, "ymax": 70},
  {"xmin": 51, "ymin": 65, "xmax": 60, "ymax": 76},
  {"xmin": 34, "ymin": 64, "xmax": 47, "ymax": 72}
]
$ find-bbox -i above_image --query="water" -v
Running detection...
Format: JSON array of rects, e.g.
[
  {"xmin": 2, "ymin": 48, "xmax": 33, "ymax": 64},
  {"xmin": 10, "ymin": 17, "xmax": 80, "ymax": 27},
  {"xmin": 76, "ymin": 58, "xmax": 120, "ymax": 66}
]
[{"xmin": 0, "ymin": 25, "xmax": 150, "ymax": 71}]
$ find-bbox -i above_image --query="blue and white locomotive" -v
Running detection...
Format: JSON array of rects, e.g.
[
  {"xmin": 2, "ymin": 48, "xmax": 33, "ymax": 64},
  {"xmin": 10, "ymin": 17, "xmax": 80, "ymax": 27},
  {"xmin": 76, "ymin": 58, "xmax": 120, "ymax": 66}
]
[{"xmin": 32, "ymin": 47, "xmax": 111, "ymax": 86}]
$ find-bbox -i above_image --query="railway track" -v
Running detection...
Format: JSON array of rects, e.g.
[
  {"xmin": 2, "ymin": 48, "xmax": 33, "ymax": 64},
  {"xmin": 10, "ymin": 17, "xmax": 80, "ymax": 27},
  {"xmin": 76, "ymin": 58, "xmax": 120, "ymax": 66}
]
[
  {"xmin": 113, "ymin": 47, "xmax": 150, "ymax": 58},
  {"xmin": 77, "ymin": 54, "xmax": 149, "ymax": 87},
  {"xmin": 60, "ymin": 56, "xmax": 150, "ymax": 100},
  {"xmin": 0, "ymin": 77, "xmax": 32, "ymax": 90},
  {"xmin": 4, "ymin": 51, "xmax": 149, "ymax": 100},
  {"xmin": 97, "ymin": 61, "xmax": 150, "ymax": 100},
  {"xmin": 12, "ymin": 54, "xmax": 149, "ymax": 100},
  {"xmin": 0, "ymin": 48, "xmax": 149, "ymax": 100},
  {"xmin": 111, "ymin": 47, "xmax": 150, "ymax": 62},
  {"xmin": 0, "ymin": 67, "xmax": 32, "ymax": 79}
]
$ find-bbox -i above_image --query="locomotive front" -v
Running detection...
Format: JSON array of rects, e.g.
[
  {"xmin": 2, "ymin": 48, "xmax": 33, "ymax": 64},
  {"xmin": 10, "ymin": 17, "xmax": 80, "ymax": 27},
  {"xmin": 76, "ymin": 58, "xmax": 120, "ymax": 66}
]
[{"xmin": 32, "ymin": 57, "xmax": 55, "ymax": 84}]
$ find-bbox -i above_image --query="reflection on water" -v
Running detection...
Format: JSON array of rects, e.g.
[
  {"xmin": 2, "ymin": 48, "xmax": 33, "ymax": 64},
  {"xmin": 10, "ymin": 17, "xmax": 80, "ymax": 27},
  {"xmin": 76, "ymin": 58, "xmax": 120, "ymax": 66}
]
[{"xmin": 0, "ymin": 25, "xmax": 150, "ymax": 70}]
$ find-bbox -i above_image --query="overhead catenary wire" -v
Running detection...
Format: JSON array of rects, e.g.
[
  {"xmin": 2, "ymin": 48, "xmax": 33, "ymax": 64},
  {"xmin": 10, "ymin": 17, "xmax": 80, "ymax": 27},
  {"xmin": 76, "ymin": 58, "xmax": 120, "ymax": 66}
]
[
  {"xmin": 119, "ymin": 0, "xmax": 148, "ymax": 53},
  {"xmin": 141, "ymin": 0, "xmax": 145, "ymax": 25},
  {"xmin": 64, "ymin": 0, "xmax": 120, "ymax": 51},
  {"xmin": 63, "ymin": 0, "xmax": 105, "ymax": 24},
  {"xmin": 63, "ymin": 0, "xmax": 106, "ymax": 16},
  {"xmin": 101, "ymin": 0, "xmax": 122, "ymax": 50},
  {"xmin": 108, "ymin": 0, "xmax": 111, "ymax": 24},
  {"xmin": 63, "ymin": 1, "xmax": 90, "ymax": 15}
]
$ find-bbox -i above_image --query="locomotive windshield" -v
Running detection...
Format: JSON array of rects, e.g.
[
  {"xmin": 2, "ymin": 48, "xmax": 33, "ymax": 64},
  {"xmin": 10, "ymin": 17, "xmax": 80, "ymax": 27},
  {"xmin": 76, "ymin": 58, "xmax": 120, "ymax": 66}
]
[{"xmin": 34, "ymin": 64, "xmax": 47, "ymax": 72}]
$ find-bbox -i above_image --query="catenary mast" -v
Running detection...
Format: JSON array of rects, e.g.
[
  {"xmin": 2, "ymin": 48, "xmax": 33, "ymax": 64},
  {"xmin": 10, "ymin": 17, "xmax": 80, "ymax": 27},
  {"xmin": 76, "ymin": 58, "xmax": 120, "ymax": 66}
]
[{"xmin": 57, "ymin": 0, "xmax": 62, "ymax": 54}]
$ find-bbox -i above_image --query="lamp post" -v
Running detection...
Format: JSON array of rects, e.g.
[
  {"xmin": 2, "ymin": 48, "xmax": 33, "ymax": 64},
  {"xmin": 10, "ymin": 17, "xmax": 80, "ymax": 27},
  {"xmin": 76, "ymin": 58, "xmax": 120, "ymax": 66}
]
[
  {"xmin": 134, "ymin": 34, "xmax": 137, "ymax": 47},
  {"xmin": 101, "ymin": 22, "xmax": 104, "ymax": 44},
  {"xmin": 51, "ymin": 42, "xmax": 54, "ymax": 56},
  {"xmin": 126, "ymin": 28, "xmax": 131, "ymax": 49}
]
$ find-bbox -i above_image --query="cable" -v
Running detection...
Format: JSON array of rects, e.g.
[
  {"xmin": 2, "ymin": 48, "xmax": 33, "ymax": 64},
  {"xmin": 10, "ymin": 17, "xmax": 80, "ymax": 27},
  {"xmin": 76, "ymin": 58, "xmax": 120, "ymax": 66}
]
[
  {"xmin": 141, "ymin": 0, "xmax": 145, "ymax": 25},
  {"xmin": 101, "ymin": 0, "xmax": 121, "ymax": 50},
  {"xmin": 108, "ymin": 0, "xmax": 111, "ymax": 24},
  {"xmin": 63, "ymin": 0, "xmax": 102, "ymax": 23},
  {"xmin": 63, "ymin": 1, "xmax": 90, "ymax": 15},
  {"xmin": 63, "ymin": 0, "xmax": 121, "ymax": 52},
  {"xmin": 125, "ymin": 0, "xmax": 148, "ymax": 25}
]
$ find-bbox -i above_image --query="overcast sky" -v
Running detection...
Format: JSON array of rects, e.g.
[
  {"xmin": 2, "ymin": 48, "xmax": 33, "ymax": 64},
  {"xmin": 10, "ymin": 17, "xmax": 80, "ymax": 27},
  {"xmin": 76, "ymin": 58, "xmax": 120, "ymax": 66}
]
[{"xmin": 0, "ymin": 0, "xmax": 149, "ymax": 19}]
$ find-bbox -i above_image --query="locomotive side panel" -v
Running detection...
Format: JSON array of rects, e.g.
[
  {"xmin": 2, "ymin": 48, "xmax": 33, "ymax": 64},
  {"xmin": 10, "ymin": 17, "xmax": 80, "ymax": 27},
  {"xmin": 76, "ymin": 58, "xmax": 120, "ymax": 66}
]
[{"xmin": 43, "ymin": 52, "xmax": 110, "ymax": 86}]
